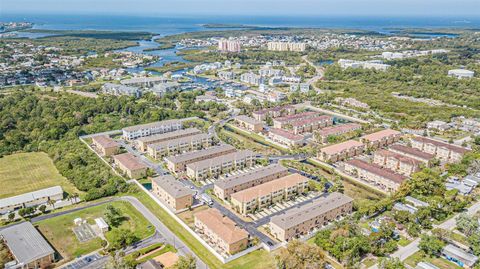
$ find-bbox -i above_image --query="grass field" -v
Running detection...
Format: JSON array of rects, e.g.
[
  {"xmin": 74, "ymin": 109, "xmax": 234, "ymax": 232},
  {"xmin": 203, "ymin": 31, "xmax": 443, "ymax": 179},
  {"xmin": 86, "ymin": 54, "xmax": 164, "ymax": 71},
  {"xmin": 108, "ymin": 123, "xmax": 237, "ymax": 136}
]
[
  {"xmin": 0, "ymin": 152, "xmax": 79, "ymax": 199},
  {"xmin": 404, "ymin": 250, "xmax": 462, "ymax": 269},
  {"xmin": 36, "ymin": 200, "xmax": 155, "ymax": 263},
  {"xmin": 130, "ymin": 189, "xmax": 277, "ymax": 269}
]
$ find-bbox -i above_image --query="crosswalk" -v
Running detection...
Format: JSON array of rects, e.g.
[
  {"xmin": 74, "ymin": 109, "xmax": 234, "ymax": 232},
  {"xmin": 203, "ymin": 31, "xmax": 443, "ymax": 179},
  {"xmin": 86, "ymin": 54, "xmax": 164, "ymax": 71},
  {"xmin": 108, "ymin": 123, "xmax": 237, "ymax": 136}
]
[{"xmin": 248, "ymin": 192, "xmax": 318, "ymax": 221}]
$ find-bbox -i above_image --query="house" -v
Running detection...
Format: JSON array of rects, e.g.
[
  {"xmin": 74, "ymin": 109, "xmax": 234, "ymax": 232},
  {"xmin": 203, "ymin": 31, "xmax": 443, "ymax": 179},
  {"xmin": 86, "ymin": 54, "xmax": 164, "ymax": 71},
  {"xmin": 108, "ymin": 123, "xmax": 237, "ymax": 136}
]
[
  {"xmin": 318, "ymin": 140, "xmax": 365, "ymax": 162},
  {"xmin": 194, "ymin": 208, "xmax": 249, "ymax": 255},
  {"xmin": 113, "ymin": 153, "xmax": 148, "ymax": 179},
  {"xmin": 0, "ymin": 222, "xmax": 56, "ymax": 269},
  {"xmin": 360, "ymin": 129, "xmax": 402, "ymax": 149},
  {"xmin": 152, "ymin": 175, "xmax": 193, "ymax": 211},
  {"xmin": 269, "ymin": 192, "xmax": 353, "ymax": 242},
  {"xmin": 442, "ymin": 244, "xmax": 478, "ymax": 268},
  {"xmin": 95, "ymin": 217, "xmax": 109, "ymax": 233},
  {"xmin": 0, "ymin": 186, "xmax": 64, "ymax": 214},
  {"xmin": 234, "ymin": 115, "xmax": 263, "ymax": 132},
  {"xmin": 91, "ymin": 135, "xmax": 120, "ymax": 156}
]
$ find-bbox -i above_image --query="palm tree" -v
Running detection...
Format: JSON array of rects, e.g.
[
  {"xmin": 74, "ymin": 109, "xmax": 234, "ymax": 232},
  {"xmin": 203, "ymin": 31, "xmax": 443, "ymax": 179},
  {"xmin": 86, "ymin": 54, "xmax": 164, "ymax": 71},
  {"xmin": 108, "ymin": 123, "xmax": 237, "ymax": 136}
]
[{"xmin": 47, "ymin": 199, "xmax": 56, "ymax": 210}]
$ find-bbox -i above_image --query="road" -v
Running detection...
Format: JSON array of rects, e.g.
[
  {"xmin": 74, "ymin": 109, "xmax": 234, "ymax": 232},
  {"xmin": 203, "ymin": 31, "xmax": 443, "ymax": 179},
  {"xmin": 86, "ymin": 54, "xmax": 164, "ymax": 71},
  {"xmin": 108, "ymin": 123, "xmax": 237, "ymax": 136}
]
[{"xmin": 302, "ymin": 55, "xmax": 324, "ymax": 92}]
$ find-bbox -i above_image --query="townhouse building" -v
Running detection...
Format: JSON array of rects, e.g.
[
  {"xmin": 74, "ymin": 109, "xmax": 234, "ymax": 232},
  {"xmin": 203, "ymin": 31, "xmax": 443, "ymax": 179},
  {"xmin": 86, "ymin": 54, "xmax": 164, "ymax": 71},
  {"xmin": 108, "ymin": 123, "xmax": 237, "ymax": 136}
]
[
  {"xmin": 411, "ymin": 136, "xmax": 470, "ymax": 163},
  {"xmin": 252, "ymin": 105, "xmax": 296, "ymax": 121},
  {"xmin": 289, "ymin": 115, "xmax": 333, "ymax": 135},
  {"xmin": 360, "ymin": 129, "xmax": 402, "ymax": 149},
  {"xmin": 268, "ymin": 128, "xmax": 305, "ymax": 147},
  {"xmin": 230, "ymin": 174, "xmax": 309, "ymax": 215},
  {"xmin": 318, "ymin": 140, "xmax": 365, "ymax": 162},
  {"xmin": 113, "ymin": 153, "xmax": 148, "ymax": 179},
  {"xmin": 389, "ymin": 144, "xmax": 435, "ymax": 165},
  {"xmin": 136, "ymin": 128, "xmax": 202, "ymax": 152},
  {"xmin": 269, "ymin": 192, "xmax": 353, "ymax": 242},
  {"xmin": 91, "ymin": 135, "xmax": 119, "ymax": 156},
  {"xmin": 151, "ymin": 175, "xmax": 193, "ymax": 211},
  {"xmin": 273, "ymin": 111, "xmax": 319, "ymax": 129},
  {"xmin": 234, "ymin": 115, "xmax": 263, "ymax": 132},
  {"xmin": 122, "ymin": 119, "xmax": 185, "ymax": 140},
  {"xmin": 315, "ymin": 123, "xmax": 362, "ymax": 143},
  {"xmin": 147, "ymin": 133, "xmax": 213, "ymax": 159},
  {"xmin": 373, "ymin": 149, "xmax": 422, "ymax": 176},
  {"xmin": 344, "ymin": 159, "xmax": 407, "ymax": 192}
]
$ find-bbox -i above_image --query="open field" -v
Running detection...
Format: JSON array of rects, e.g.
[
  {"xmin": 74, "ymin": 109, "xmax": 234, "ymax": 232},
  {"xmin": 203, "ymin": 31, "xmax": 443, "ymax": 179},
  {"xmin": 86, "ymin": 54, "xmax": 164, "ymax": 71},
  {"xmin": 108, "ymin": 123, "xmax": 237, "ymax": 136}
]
[
  {"xmin": 130, "ymin": 189, "xmax": 277, "ymax": 269},
  {"xmin": 0, "ymin": 152, "xmax": 79, "ymax": 199},
  {"xmin": 36, "ymin": 200, "xmax": 154, "ymax": 263}
]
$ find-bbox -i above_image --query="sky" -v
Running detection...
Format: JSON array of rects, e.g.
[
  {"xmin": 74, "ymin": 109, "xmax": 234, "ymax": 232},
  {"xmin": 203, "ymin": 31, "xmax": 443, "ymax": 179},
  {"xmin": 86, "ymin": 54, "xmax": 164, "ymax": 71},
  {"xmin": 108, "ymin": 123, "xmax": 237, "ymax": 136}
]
[{"xmin": 1, "ymin": 0, "xmax": 480, "ymax": 17}]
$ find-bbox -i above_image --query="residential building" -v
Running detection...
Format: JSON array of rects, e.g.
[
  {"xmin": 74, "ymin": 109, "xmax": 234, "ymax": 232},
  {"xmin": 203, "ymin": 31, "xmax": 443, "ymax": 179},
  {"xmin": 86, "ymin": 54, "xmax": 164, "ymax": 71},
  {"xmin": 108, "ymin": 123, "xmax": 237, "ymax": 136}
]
[
  {"xmin": 136, "ymin": 128, "xmax": 202, "ymax": 152},
  {"xmin": 268, "ymin": 128, "xmax": 304, "ymax": 147},
  {"xmin": 122, "ymin": 119, "xmax": 186, "ymax": 140},
  {"xmin": 213, "ymin": 164, "xmax": 289, "ymax": 200},
  {"xmin": 0, "ymin": 186, "xmax": 63, "ymax": 214},
  {"xmin": 217, "ymin": 71, "xmax": 235, "ymax": 81},
  {"xmin": 442, "ymin": 244, "xmax": 478, "ymax": 268},
  {"xmin": 234, "ymin": 115, "xmax": 263, "ymax": 132},
  {"xmin": 147, "ymin": 133, "xmax": 213, "ymax": 159},
  {"xmin": 230, "ymin": 174, "xmax": 309, "ymax": 215},
  {"xmin": 218, "ymin": 39, "xmax": 241, "ymax": 53},
  {"xmin": 102, "ymin": 82, "xmax": 141, "ymax": 98},
  {"xmin": 0, "ymin": 222, "xmax": 55, "ymax": 269},
  {"xmin": 344, "ymin": 159, "xmax": 407, "ymax": 192},
  {"xmin": 416, "ymin": 262, "xmax": 440, "ymax": 269},
  {"xmin": 389, "ymin": 144, "xmax": 435, "ymax": 165},
  {"xmin": 269, "ymin": 192, "xmax": 353, "ymax": 242},
  {"xmin": 252, "ymin": 105, "xmax": 296, "ymax": 121},
  {"xmin": 267, "ymin": 42, "xmax": 306, "ymax": 52},
  {"xmin": 360, "ymin": 129, "xmax": 402, "ymax": 149},
  {"xmin": 240, "ymin": 72, "xmax": 264, "ymax": 86},
  {"xmin": 315, "ymin": 123, "xmax": 362, "ymax": 143},
  {"xmin": 267, "ymin": 91, "xmax": 287, "ymax": 103},
  {"xmin": 411, "ymin": 136, "xmax": 470, "ymax": 163},
  {"xmin": 273, "ymin": 111, "xmax": 319, "ymax": 129},
  {"xmin": 289, "ymin": 115, "xmax": 333, "ymax": 135},
  {"xmin": 427, "ymin": 120, "xmax": 451, "ymax": 131},
  {"xmin": 338, "ymin": 59, "xmax": 391, "ymax": 71},
  {"xmin": 113, "ymin": 153, "xmax": 148, "ymax": 179},
  {"xmin": 120, "ymin": 76, "xmax": 167, "ymax": 87},
  {"xmin": 448, "ymin": 69, "xmax": 475, "ymax": 79},
  {"xmin": 91, "ymin": 135, "xmax": 119, "ymax": 156},
  {"xmin": 373, "ymin": 149, "xmax": 422, "ymax": 176},
  {"xmin": 194, "ymin": 208, "xmax": 249, "ymax": 255},
  {"xmin": 195, "ymin": 95, "xmax": 218, "ymax": 104},
  {"xmin": 152, "ymin": 175, "xmax": 193, "ymax": 211},
  {"xmin": 318, "ymin": 140, "xmax": 365, "ymax": 162},
  {"xmin": 186, "ymin": 150, "xmax": 255, "ymax": 181},
  {"xmin": 165, "ymin": 144, "xmax": 236, "ymax": 174}
]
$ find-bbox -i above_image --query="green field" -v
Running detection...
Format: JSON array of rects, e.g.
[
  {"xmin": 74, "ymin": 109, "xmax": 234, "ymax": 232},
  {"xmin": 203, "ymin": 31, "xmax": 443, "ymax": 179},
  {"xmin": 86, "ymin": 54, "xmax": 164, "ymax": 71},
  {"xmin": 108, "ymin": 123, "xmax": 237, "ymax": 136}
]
[
  {"xmin": 36, "ymin": 200, "xmax": 155, "ymax": 263},
  {"xmin": 0, "ymin": 152, "xmax": 79, "ymax": 198},
  {"xmin": 404, "ymin": 250, "xmax": 462, "ymax": 269}
]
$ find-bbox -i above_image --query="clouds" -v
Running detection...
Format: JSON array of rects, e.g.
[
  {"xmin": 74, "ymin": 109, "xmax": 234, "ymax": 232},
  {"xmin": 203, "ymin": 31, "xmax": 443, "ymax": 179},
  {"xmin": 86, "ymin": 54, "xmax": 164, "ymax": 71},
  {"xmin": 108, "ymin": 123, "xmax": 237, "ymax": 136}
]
[{"xmin": 1, "ymin": 0, "xmax": 480, "ymax": 16}]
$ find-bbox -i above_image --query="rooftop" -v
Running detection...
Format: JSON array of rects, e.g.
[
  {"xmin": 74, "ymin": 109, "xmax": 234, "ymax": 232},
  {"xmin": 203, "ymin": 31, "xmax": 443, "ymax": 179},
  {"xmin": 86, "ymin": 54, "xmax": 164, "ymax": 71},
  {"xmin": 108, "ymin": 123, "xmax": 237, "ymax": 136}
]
[
  {"xmin": 186, "ymin": 150, "xmax": 255, "ymax": 171},
  {"xmin": 253, "ymin": 105, "xmax": 294, "ymax": 115},
  {"xmin": 215, "ymin": 164, "xmax": 288, "ymax": 190},
  {"xmin": 269, "ymin": 128, "xmax": 304, "ymax": 141},
  {"xmin": 122, "ymin": 117, "xmax": 196, "ymax": 132},
  {"xmin": 320, "ymin": 140, "xmax": 364, "ymax": 155},
  {"xmin": 443, "ymin": 244, "xmax": 478, "ymax": 266},
  {"xmin": 195, "ymin": 208, "xmax": 249, "ymax": 244},
  {"xmin": 136, "ymin": 128, "xmax": 201, "ymax": 143},
  {"xmin": 165, "ymin": 144, "xmax": 236, "ymax": 164},
  {"xmin": 317, "ymin": 123, "xmax": 362, "ymax": 136},
  {"xmin": 0, "ymin": 222, "xmax": 55, "ymax": 265},
  {"xmin": 389, "ymin": 144, "xmax": 435, "ymax": 160},
  {"xmin": 230, "ymin": 174, "xmax": 308, "ymax": 203},
  {"xmin": 345, "ymin": 159, "xmax": 407, "ymax": 184},
  {"xmin": 113, "ymin": 153, "xmax": 148, "ymax": 171},
  {"xmin": 290, "ymin": 115, "xmax": 332, "ymax": 127},
  {"xmin": 120, "ymin": 76, "xmax": 167, "ymax": 85},
  {"xmin": 274, "ymin": 111, "xmax": 318, "ymax": 123},
  {"xmin": 270, "ymin": 192, "xmax": 353, "ymax": 230},
  {"xmin": 92, "ymin": 135, "xmax": 119, "ymax": 149},
  {"xmin": 152, "ymin": 175, "xmax": 193, "ymax": 198},
  {"xmin": 375, "ymin": 149, "xmax": 422, "ymax": 166},
  {"xmin": 0, "ymin": 186, "xmax": 63, "ymax": 209},
  {"xmin": 148, "ymin": 133, "xmax": 211, "ymax": 150},
  {"xmin": 411, "ymin": 136, "xmax": 470, "ymax": 154},
  {"xmin": 234, "ymin": 115, "xmax": 262, "ymax": 125},
  {"xmin": 361, "ymin": 129, "xmax": 401, "ymax": 142}
]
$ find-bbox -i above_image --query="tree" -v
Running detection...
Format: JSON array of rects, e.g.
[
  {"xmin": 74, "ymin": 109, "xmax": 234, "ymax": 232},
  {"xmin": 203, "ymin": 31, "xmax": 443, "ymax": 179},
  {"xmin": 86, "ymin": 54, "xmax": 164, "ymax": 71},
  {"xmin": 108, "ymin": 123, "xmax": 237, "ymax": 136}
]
[
  {"xmin": 7, "ymin": 213, "xmax": 15, "ymax": 222},
  {"xmin": 419, "ymin": 234, "xmax": 445, "ymax": 256},
  {"xmin": 456, "ymin": 213, "xmax": 479, "ymax": 237},
  {"xmin": 275, "ymin": 240, "xmax": 325, "ymax": 269},
  {"xmin": 108, "ymin": 229, "xmax": 139, "ymax": 250},
  {"xmin": 104, "ymin": 205, "xmax": 123, "ymax": 227},
  {"xmin": 38, "ymin": 205, "xmax": 47, "ymax": 213},
  {"xmin": 173, "ymin": 254, "xmax": 196, "ymax": 269},
  {"xmin": 378, "ymin": 257, "xmax": 406, "ymax": 269}
]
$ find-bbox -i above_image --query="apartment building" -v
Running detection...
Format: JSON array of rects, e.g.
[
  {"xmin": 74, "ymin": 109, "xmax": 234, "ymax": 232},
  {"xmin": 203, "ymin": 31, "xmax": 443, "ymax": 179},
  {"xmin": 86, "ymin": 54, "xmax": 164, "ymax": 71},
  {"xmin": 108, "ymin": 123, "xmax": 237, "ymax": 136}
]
[
  {"xmin": 268, "ymin": 128, "xmax": 304, "ymax": 147},
  {"xmin": 91, "ymin": 135, "xmax": 119, "ymax": 156},
  {"xmin": 344, "ymin": 159, "xmax": 407, "ymax": 192},
  {"xmin": 252, "ymin": 105, "xmax": 296, "ymax": 121},
  {"xmin": 102, "ymin": 83, "xmax": 141, "ymax": 98},
  {"xmin": 186, "ymin": 150, "xmax": 255, "ymax": 181},
  {"xmin": 230, "ymin": 174, "xmax": 309, "ymax": 215},
  {"xmin": 315, "ymin": 123, "xmax": 362, "ymax": 143},
  {"xmin": 151, "ymin": 175, "xmax": 193, "ymax": 211},
  {"xmin": 267, "ymin": 41, "xmax": 306, "ymax": 52},
  {"xmin": 136, "ymin": 128, "xmax": 202, "ymax": 152},
  {"xmin": 165, "ymin": 144, "xmax": 236, "ymax": 174},
  {"xmin": 234, "ymin": 115, "xmax": 263, "ymax": 132},
  {"xmin": 113, "ymin": 153, "xmax": 148, "ymax": 179},
  {"xmin": 373, "ymin": 149, "xmax": 422, "ymax": 176},
  {"xmin": 411, "ymin": 136, "xmax": 470, "ymax": 163},
  {"xmin": 269, "ymin": 192, "xmax": 353, "ymax": 242},
  {"xmin": 318, "ymin": 140, "xmax": 365, "ymax": 162},
  {"xmin": 147, "ymin": 133, "xmax": 213, "ymax": 159},
  {"xmin": 290, "ymin": 115, "xmax": 333, "ymax": 135},
  {"xmin": 218, "ymin": 39, "xmax": 241, "ymax": 53},
  {"xmin": 240, "ymin": 72, "xmax": 264, "ymax": 86},
  {"xmin": 0, "ymin": 186, "xmax": 63, "ymax": 214},
  {"xmin": 361, "ymin": 129, "xmax": 402, "ymax": 149},
  {"xmin": 122, "ymin": 119, "xmax": 184, "ymax": 140},
  {"xmin": 213, "ymin": 164, "xmax": 289, "ymax": 200},
  {"xmin": 273, "ymin": 111, "xmax": 319, "ymax": 129},
  {"xmin": 194, "ymin": 208, "xmax": 249, "ymax": 255},
  {"xmin": 389, "ymin": 144, "xmax": 435, "ymax": 165}
]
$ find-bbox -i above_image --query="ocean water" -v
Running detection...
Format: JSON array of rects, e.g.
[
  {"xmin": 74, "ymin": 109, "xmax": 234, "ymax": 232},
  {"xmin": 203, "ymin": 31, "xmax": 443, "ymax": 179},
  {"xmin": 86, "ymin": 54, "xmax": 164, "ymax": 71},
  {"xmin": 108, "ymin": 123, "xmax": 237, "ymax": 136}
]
[{"xmin": 2, "ymin": 14, "xmax": 480, "ymax": 36}]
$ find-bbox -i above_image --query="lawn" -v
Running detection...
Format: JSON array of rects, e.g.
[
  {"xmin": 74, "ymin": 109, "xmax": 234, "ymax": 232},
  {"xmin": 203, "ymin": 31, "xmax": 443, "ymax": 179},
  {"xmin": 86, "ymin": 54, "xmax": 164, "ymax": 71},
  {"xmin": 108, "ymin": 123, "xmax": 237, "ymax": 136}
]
[
  {"xmin": 36, "ymin": 200, "xmax": 155, "ymax": 263},
  {"xmin": 0, "ymin": 152, "xmax": 79, "ymax": 199},
  {"xmin": 224, "ymin": 123, "xmax": 288, "ymax": 154},
  {"xmin": 404, "ymin": 250, "xmax": 462, "ymax": 269},
  {"xmin": 130, "ymin": 189, "xmax": 277, "ymax": 269}
]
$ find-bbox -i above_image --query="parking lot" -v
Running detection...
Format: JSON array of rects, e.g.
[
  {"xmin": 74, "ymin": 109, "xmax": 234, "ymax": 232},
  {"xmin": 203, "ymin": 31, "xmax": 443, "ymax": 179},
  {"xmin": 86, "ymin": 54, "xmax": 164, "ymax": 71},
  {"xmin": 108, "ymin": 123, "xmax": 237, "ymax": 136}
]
[
  {"xmin": 248, "ymin": 192, "xmax": 318, "ymax": 221},
  {"xmin": 62, "ymin": 253, "xmax": 103, "ymax": 269}
]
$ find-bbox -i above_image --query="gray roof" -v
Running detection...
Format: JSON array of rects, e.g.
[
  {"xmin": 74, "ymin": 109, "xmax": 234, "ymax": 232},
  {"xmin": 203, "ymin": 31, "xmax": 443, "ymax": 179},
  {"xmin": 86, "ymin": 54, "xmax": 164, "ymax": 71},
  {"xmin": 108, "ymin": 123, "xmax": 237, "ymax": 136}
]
[
  {"xmin": 443, "ymin": 244, "xmax": 479, "ymax": 267},
  {"xmin": 186, "ymin": 150, "xmax": 255, "ymax": 171},
  {"xmin": 416, "ymin": 262, "xmax": 440, "ymax": 269},
  {"xmin": 0, "ymin": 222, "xmax": 55, "ymax": 265},
  {"xmin": 122, "ymin": 117, "xmax": 198, "ymax": 132},
  {"xmin": 149, "ymin": 133, "xmax": 211, "ymax": 150},
  {"xmin": 165, "ymin": 144, "xmax": 236, "ymax": 164},
  {"xmin": 0, "ymin": 186, "xmax": 63, "ymax": 209},
  {"xmin": 136, "ymin": 128, "xmax": 201, "ymax": 143},
  {"xmin": 152, "ymin": 175, "xmax": 193, "ymax": 198},
  {"xmin": 235, "ymin": 115, "xmax": 262, "ymax": 125},
  {"xmin": 405, "ymin": 196, "xmax": 429, "ymax": 207},
  {"xmin": 102, "ymin": 83, "xmax": 139, "ymax": 94},
  {"xmin": 120, "ymin": 76, "xmax": 167, "ymax": 85},
  {"xmin": 214, "ymin": 164, "xmax": 288, "ymax": 190},
  {"xmin": 270, "ymin": 192, "xmax": 353, "ymax": 230}
]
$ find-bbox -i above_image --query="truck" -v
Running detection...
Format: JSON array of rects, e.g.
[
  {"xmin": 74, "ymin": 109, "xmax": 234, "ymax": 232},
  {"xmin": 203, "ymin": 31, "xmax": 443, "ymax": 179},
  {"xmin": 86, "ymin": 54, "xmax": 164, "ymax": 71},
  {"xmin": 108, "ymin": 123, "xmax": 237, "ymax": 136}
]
[{"xmin": 201, "ymin": 193, "xmax": 213, "ymax": 206}]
